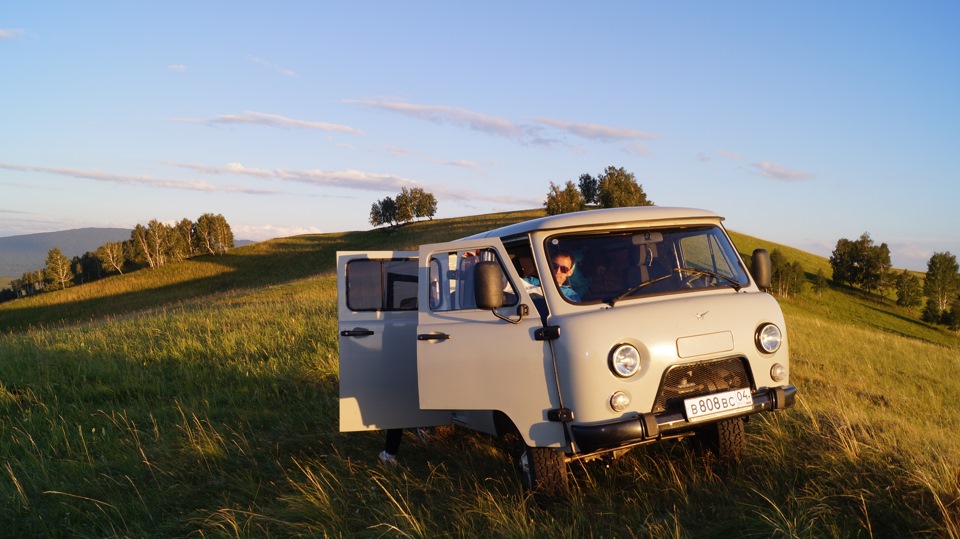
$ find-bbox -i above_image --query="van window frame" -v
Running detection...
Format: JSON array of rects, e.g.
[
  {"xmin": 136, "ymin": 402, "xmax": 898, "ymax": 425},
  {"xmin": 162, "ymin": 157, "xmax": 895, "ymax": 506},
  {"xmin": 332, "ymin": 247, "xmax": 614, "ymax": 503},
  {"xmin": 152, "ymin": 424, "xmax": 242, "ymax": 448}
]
[{"xmin": 345, "ymin": 258, "xmax": 418, "ymax": 312}]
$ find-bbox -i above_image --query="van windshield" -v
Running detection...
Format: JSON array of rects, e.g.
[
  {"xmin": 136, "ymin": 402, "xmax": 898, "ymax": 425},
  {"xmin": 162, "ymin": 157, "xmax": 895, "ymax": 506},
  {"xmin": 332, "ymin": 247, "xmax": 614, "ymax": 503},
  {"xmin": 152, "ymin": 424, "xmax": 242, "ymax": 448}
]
[{"xmin": 543, "ymin": 225, "xmax": 751, "ymax": 305}]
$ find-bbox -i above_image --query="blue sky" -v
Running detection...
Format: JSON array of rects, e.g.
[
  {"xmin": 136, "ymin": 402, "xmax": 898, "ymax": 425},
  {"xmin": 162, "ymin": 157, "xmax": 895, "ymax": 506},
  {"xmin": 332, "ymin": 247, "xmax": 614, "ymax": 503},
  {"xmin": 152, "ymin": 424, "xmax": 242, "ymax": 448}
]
[{"xmin": 2, "ymin": 2, "xmax": 958, "ymax": 270}]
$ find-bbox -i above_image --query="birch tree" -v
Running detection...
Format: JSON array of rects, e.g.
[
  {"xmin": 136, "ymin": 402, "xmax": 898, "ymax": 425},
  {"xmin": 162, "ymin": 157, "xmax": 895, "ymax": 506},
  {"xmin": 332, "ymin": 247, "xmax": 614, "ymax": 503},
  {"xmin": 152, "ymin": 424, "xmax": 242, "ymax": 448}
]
[
  {"xmin": 194, "ymin": 213, "xmax": 234, "ymax": 255},
  {"xmin": 44, "ymin": 247, "xmax": 73, "ymax": 290},
  {"xmin": 924, "ymin": 251, "xmax": 960, "ymax": 315},
  {"xmin": 96, "ymin": 241, "xmax": 126, "ymax": 274}
]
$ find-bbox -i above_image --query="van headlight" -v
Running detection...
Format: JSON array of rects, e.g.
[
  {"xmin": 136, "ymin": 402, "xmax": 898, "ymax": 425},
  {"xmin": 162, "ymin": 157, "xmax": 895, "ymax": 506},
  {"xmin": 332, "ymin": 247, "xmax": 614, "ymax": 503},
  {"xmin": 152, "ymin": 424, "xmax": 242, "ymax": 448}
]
[
  {"xmin": 609, "ymin": 344, "xmax": 641, "ymax": 377},
  {"xmin": 756, "ymin": 323, "xmax": 782, "ymax": 354}
]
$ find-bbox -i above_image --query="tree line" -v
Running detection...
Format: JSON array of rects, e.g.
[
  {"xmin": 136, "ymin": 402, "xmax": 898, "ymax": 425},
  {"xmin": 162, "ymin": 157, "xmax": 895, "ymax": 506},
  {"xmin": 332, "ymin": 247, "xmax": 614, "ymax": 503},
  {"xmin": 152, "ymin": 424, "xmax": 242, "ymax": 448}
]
[
  {"xmin": 369, "ymin": 187, "xmax": 438, "ymax": 228},
  {"xmin": 544, "ymin": 166, "xmax": 654, "ymax": 215},
  {"xmin": 1, "ymin": 213, "xmax": 234, "ymax": 302},
  {"xmin": 828, "ymin": 232, "xmax": 960, "ymax": 332}
]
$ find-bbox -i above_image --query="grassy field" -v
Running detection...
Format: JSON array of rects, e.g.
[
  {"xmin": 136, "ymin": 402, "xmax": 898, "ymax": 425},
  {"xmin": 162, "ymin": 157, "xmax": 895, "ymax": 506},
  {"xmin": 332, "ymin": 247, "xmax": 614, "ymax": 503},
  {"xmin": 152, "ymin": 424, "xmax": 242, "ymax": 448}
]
[{"xmin": 1, "ymin": 210, "xmax": 958, "ymax": 537}]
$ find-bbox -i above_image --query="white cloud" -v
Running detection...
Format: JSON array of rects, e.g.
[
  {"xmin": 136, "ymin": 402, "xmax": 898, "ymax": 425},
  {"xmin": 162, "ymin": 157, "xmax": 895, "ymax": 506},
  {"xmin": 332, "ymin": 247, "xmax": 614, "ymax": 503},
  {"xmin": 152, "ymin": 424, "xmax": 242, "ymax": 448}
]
[
  {"xmin": 346, "ymin": 99, "xmax": 658, "ymax": 153},
  {"xmin": 532, "ymin": 118, "xmax": 659, "ymax": 142},
  {"xmin": 345, "ymin": 99, "xmax": 525, "ymax": 139},
  {"xmin": 622, "ymin": 143, "xmax": 650, "ymax": 157},
  {"xmin": 170, "ymin": 162, "xmax": 416, "ymax": 192},
  {"xmin": 0, "ymin": 28, "xmax": 24, "ymax": 40},
  {"xmin": 167, "ymin": 64, "xmax": 187, "ymax": 72},
  {"xmin": 752, "ymin": 161, "xmax": 815, "ymax": 182},
  {"xmin": 233, "ymin": 223, "xmax": 324, "ymax": 242},
  {"xmin": 442, "ymin": 160, "xmax": 481, "ymax": 168},
  {"xmin": 718, "ymin": 149, "xmax": 743, "ymax": 161},
  {"xmin": 170, "ymin": 161, "xmax": 537, "ymax": 206},
  {"xmin": 382, "ymin": 146, "xmax": 482, "ymax": 168},
  {"xmin": 247, "ymin": 55, "xmax": 297, "ymax": 77},
  {"xmin": 166, "ymin": 111, "xmax": 363, "ymax": 134},
  {"xmin": 0, "ymin": 161, "xmax": 282, "ymax": 195}
]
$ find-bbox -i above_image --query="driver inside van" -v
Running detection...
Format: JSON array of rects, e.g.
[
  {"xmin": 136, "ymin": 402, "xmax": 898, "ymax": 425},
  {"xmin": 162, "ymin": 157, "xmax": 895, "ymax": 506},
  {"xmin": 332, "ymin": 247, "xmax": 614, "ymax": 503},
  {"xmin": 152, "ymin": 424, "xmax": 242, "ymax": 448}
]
[{"xmin": 523, "ymin": 251, "xmax": 580, "ymax": 302}]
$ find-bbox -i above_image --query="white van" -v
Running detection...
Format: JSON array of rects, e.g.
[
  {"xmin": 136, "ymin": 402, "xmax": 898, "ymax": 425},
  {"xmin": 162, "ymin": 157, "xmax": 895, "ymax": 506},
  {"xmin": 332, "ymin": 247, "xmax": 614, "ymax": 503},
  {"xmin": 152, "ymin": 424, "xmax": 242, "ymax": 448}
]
[{"xmin": 337, "ymin": 207, "xmax": 796, "ymax": 498}]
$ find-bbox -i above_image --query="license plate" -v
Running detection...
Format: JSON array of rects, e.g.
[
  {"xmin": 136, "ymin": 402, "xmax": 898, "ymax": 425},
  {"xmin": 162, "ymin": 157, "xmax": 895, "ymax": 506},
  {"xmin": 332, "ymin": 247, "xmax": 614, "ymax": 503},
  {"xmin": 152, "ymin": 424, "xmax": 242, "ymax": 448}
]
[{"xmin": 684, "ymin": 388, "xmax": 753, "ymax": 422}]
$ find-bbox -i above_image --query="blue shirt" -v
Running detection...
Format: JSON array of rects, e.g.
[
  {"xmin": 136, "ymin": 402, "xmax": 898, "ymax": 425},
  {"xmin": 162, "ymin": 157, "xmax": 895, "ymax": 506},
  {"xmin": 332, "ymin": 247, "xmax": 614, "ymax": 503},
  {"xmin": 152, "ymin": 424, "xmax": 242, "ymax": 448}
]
[{"xmin": 523, "ymin": 276, "xmax": 580, "ymax": 302}]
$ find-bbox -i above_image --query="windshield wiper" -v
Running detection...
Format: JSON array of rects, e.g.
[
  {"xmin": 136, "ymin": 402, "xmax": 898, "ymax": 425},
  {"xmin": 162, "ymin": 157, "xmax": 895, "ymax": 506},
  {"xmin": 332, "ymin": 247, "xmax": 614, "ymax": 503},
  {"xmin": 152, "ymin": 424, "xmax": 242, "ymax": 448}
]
[
  {"xmin": 607, "ymin": 267, "xmax": 741, "ymax": 306},
  {"xmin": 608, "ymin": 272, "xmax": 675, "ymax": 306},
  {"xmin": 677, "ymin": 267, "xmax": 743, "ymax": 291}
]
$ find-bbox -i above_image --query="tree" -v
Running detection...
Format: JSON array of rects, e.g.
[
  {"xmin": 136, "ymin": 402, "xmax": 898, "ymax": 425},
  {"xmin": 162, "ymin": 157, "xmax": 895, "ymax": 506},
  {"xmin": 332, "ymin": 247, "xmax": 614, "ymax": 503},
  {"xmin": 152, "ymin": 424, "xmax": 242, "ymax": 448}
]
[
  {"xmin": 944, "ymin": 298, "xmax": 960, "ymax": 334},
  {"xmin": 96, "ymin": 241, "xmax": 127, "ymax": 275},
  {"xmin": 395, "ymin": 188, "xmax": 416, "ymax": 225},
  {"xmin": 828, "ymin": 232, "xmax": 889, "ymax": 294},
  {"xmin": 860, "ymin": 240, "xmax": 891, "ymax": 295},
  {"xmin": 409, "ymin": 187, "xmax": 437, "ymax": 220},
  {"xmin": 894, "ymin": 269, "xmax": 923, "ymax": 308},
  {"xmin": 194, "ymin": 213, "xmax": 234, "ymax": 255},
  {"xmin": 596, "ymin": 166, "xmax": 653, "ymax": 208},
  {"xmin": 578, "ymin": 173, "xmax": 599, "ymax": 205},
  {"xmin": 544, "ymin": 180, "xmax": 586, "ymax": 215},
  {"xmin": 922, "ymin": 298, "xmax": 942, "ymax": 324},
  {"xmin": 171, "ymin": 218, "xmax": 196, "ymax": 262},
  {"xmin": 72, "ymin": 252, "xmax": 103, "ymax": 285},
  {"xmin": 369, "ymin": 197, "xmax": 398, "ymax": 228},
  {"xmin": 145, "ymin": 219, "xmax": 171, "ymax": 267},
  {"xmin": 813, "ymin": 268, "xmax": 828, "ymax": 298},
  {"xmin": 44, "ymin": 247, "xmax": 74, "ymax": 290},
  {"xmin": 770, "ymin": 249, "xmax": 805, "ymax": 298},
  {"xmin": 18, "ymin": 270, "xmax": 45, "ymax": 296},
  {"xmin": 923, "ymin": 251, "xmax": 959, "ymax": 316},
  {"xmin": 829, "ymin": 237, "xmax": 857, "ymax": 287},
  {"xmin": 131, "ymin": 224, "xmax": 156, "ymax": 268}
]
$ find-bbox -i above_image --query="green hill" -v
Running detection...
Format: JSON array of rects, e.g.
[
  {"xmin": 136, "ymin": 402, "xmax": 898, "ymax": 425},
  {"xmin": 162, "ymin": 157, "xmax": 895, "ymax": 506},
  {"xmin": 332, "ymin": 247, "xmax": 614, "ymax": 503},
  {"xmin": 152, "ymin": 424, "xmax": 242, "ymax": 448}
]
[{"xmin": 1, "ymin": 210, "xmax": 957, "ymax": 537}]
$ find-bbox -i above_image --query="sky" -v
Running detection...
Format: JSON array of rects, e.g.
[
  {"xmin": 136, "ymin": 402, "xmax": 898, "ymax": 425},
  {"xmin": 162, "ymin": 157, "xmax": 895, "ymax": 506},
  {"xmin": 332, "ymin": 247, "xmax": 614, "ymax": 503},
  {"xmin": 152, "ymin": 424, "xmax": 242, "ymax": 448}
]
[{"xmin": 2, "ymin": 2, "xmax": 958, "ymax": 271}]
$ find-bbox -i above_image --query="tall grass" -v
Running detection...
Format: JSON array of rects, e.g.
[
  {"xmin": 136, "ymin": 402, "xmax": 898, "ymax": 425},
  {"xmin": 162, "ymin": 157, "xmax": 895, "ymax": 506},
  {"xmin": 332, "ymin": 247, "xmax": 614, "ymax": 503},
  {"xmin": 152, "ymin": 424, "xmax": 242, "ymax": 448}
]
[{"xmin": 1, "ymin": 210, "xmax": 958, "ymax": 536}]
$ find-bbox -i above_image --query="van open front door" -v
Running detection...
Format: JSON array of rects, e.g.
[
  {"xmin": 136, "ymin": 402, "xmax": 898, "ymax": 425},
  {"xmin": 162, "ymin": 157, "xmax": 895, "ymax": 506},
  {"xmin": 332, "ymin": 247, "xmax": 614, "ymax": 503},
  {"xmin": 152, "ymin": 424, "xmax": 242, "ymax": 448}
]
[
  {"xmin": 337, "ymin": 251, "xmax": 452, "ymax": 432},
  {"xmin": 415, "ymin": 239, "xmax": 566, "ymax": 448}
]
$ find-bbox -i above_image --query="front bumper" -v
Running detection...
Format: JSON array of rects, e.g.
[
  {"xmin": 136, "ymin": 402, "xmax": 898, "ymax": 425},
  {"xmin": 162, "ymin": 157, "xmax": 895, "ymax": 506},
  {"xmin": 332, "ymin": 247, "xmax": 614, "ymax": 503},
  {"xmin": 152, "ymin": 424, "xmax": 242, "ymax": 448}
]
[{"xmin": 570, "ymin": 385, "xmax": 797, "ymax": 454}]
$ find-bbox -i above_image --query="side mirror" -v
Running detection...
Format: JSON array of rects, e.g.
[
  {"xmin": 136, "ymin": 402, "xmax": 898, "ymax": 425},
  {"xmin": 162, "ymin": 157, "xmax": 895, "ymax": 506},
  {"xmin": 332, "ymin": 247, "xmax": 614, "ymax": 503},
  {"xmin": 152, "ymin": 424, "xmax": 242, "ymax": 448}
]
[
  {"xmin": 751, "ymin": 249, "xmax": 771, "ymax": 291},
  {"xmin": 474, "ymin": 261, "xmax": 504, "ymax": 310}
]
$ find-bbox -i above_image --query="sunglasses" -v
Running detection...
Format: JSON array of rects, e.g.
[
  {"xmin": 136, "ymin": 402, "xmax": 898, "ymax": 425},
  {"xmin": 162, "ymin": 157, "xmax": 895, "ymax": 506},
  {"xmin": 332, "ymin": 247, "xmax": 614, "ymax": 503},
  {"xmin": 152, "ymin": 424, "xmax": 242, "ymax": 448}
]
[{"xmin": 551, "ymin": 262, "xmax": 572, "ymax": 273}]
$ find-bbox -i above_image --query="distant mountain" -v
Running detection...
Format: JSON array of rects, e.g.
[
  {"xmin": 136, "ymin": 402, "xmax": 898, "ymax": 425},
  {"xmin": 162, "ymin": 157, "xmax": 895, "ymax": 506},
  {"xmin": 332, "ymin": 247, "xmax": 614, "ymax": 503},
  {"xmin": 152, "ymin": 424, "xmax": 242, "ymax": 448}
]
[{"xmin": 0, "ymin": 228, "xmax": 132, "ymax": 279}]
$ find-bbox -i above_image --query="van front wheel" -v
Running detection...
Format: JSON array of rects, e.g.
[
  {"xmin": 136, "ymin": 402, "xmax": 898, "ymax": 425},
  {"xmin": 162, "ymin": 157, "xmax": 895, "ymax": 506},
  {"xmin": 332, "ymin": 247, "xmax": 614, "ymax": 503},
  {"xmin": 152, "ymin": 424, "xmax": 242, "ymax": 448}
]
[
  {"xmin": 693, "ymin": 416, "xmax": 745, "ymax": 460},
  {"xmin": 518, "ymin": 445, "xmax": 569, "ymax": 500}
]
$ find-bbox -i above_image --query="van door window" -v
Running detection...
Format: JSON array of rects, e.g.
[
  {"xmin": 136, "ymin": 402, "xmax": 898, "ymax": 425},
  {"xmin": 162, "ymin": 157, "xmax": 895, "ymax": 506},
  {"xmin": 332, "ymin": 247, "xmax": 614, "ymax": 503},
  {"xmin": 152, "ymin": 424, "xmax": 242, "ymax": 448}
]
[
  {"xmin": 428, "ymin": 249, "xmax": 518, "ymax": 312},
  {"xmin": 345, "ymin": 259, "xmax": 418, "ymax": 311}
]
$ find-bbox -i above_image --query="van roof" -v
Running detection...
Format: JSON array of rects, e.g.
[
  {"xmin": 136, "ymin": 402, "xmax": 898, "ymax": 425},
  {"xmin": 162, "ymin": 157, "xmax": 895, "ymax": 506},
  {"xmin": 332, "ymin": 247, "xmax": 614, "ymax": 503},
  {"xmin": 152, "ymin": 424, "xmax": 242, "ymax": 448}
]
[{"xmin": 461, "ymin": 207, "xmax": 723, "ymax": 240}]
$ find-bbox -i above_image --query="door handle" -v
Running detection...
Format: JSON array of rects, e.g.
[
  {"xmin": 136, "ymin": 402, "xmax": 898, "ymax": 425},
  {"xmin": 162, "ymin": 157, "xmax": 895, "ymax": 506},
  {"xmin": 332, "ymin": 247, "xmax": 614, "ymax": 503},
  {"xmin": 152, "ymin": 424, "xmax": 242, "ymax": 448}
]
[
  {"xmin": 417, "ymin": 333, "xmax": 451, "ymax": 341},
  {"xmin": 341, "ymin": 328, "xmax": 375, "ymax": 337}
]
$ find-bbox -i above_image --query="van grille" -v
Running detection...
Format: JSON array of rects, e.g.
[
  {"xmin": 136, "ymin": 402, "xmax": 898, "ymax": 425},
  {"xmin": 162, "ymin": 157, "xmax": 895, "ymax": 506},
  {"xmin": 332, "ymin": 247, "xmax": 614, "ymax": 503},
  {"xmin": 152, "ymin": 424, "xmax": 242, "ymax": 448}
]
[{"xmin": 652, "ymin": 357, "xmax": 753, "ymax": 413}]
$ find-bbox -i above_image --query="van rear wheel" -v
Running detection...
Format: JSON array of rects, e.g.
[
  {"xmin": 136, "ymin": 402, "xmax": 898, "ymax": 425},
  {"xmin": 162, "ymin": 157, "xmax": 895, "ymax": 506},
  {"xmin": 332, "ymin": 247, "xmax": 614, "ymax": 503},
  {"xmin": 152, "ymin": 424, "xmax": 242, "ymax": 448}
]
[{"xmin": 518, "ymin": 445, "xmax": 569, "ymax": 501}]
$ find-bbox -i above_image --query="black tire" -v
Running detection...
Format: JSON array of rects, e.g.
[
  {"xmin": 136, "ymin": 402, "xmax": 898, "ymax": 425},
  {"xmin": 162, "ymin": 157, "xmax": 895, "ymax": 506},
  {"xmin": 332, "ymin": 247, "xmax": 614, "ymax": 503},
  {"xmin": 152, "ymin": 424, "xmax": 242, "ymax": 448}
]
[
  {"xmin": 519, "ymin": 444, "xmax": 569, "ymax": 501},
  {"xmin": 693, "ymin": 416, "xmax": 746, "ymax": 460}
]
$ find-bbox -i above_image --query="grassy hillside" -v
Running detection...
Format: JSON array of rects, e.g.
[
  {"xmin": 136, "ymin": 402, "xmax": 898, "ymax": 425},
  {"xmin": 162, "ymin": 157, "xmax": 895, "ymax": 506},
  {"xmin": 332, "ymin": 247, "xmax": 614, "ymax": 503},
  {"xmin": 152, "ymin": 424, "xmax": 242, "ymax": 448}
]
[{"xmin": 1, "ymin": 210, "xmax": 958, "ymax": 537}]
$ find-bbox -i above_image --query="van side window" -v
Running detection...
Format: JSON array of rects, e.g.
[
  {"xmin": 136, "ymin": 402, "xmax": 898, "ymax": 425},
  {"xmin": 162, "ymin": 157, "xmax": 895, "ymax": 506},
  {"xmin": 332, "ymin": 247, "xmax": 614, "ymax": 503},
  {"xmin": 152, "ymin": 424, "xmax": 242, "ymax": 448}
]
[
  {"xmin": 345, "ymin": 259, "xmax": 418, "ymax": 311},
  {"xmin": 428, "ymin": 249, "xmax": 518, "ymax": 312}
]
